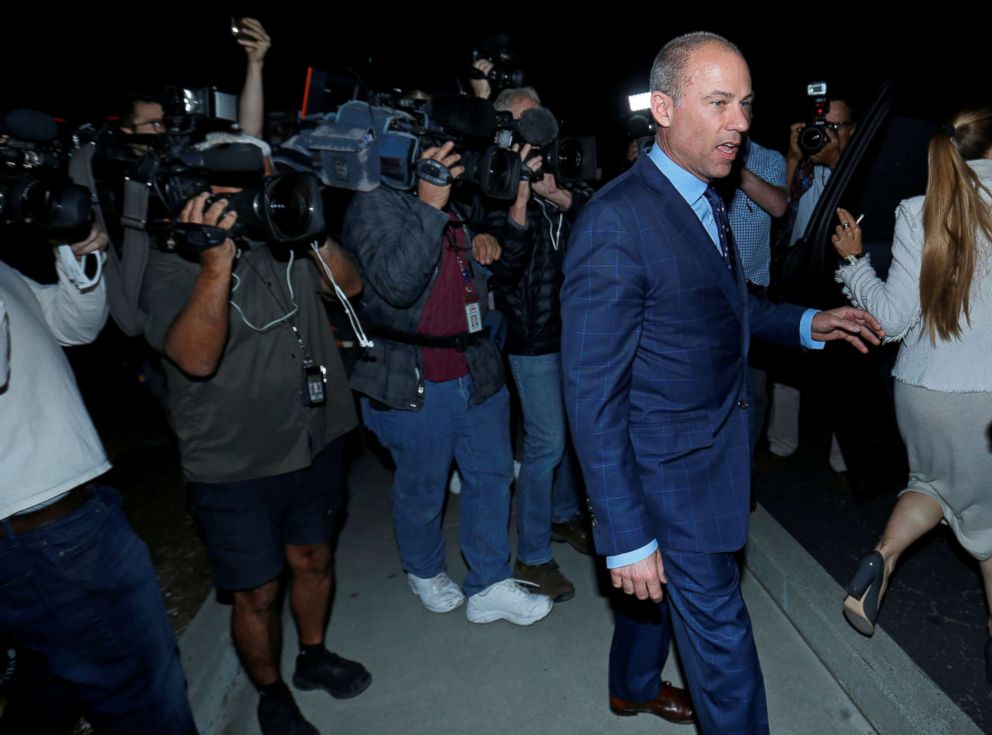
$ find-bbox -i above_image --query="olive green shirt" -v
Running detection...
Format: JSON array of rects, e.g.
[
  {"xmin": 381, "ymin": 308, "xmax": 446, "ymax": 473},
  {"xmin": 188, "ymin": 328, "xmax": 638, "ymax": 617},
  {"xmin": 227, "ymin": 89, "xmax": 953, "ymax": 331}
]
[{"xmin": 141, "ymin": 242, "xmax": 356, "ymax": 483}]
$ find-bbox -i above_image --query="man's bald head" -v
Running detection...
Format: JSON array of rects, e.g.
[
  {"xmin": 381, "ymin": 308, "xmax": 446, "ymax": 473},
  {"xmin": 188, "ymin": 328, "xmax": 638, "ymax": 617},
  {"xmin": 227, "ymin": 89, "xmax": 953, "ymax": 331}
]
[{"xmin": 649, "ymin": 32, "xmax": 744, "ymax": 105}]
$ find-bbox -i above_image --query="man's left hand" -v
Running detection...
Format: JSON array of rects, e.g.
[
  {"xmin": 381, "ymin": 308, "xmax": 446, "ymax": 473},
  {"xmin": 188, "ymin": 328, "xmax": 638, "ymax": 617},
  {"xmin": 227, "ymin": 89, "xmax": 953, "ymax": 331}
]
[
  {"xmin": 471, "ymin": 234, "xmax": 502, "ymax": 266},
  {"xmin": 69, "ymin": 226, "xmax": 109, "ymax": 257},
  {"xmin": 810, "ymin": 307, "xmax": 884, "ymax": 353}
]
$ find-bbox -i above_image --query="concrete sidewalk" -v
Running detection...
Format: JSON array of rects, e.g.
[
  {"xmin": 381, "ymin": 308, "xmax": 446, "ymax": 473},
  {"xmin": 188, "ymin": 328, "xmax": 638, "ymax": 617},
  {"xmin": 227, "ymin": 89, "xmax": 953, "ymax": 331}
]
[{"xmin": 179, "ymin": 453, "xmax": 976, "ymax": 735}]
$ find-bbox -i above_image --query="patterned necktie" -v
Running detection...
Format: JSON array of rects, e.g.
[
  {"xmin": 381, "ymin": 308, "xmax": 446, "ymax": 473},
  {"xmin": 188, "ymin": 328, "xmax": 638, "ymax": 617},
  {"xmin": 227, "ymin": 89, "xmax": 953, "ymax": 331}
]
[{"xmin": 703, "ymin": 185, "xmax": 737, "ymax": 275}]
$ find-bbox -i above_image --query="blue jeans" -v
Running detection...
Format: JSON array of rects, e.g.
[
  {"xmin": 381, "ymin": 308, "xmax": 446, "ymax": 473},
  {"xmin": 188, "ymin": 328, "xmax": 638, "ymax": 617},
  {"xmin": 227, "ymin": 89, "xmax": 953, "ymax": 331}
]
[
  {"xmin": 509, "ymin": 352, "xmax": 582, "ymax": 565},
  {"xmin": 0, "ymin": 487, "xmax": 196, "ymax": 735},
  {"xmin": 362, "ymin": 377, "xmax": 513, "ymax": 596}
]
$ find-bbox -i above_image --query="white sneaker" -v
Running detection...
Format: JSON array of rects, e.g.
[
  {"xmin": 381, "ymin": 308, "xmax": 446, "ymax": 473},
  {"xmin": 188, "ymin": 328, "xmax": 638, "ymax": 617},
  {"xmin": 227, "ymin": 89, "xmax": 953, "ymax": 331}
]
[
  {"xmin": 407, "ymin": 572, "xmax": 465, "ymax": 613},
  {"xmin": 465, "ymin": 579, "xmax": 553, "ymax": 625}
]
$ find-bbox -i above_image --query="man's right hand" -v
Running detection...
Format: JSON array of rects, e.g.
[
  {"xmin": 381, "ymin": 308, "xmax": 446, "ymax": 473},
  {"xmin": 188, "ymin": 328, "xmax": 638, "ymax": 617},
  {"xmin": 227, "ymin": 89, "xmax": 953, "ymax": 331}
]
[
  {"xmin": 611, "ymin": 549, "xmax": 666, "ymax": 603},
  {"xmin": 509, "ymin": 144, "xmax": 539, "ymax": 225},
  {"xmin": 236, "ymin": 17, "xmax": 271, "ymax": 66},
  {"xmin": 470, "ymin": 59, "xmax": 495, "ymax": 100},
  {"xmin": 179, "ymin": 192, "xmax": 237, "ymax": 269},
  {"xmin": 418, "ymin": 142, "xmax": 464, "ymax": 210}
]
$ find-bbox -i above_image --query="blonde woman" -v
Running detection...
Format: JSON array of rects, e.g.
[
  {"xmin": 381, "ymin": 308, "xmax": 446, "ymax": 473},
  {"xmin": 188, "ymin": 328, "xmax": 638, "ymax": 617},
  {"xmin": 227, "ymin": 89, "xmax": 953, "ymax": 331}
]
[{"xmin": 833, "ymin": 108, "xmax": 992, "ymax": 676}]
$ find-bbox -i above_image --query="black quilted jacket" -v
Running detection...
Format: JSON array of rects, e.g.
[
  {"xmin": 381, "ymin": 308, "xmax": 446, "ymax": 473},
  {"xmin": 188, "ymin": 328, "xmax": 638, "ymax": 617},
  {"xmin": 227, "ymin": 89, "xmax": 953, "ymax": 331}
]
[{"xmin": 486, "ymin": 187, "xmax": 591, "ymax": 356}]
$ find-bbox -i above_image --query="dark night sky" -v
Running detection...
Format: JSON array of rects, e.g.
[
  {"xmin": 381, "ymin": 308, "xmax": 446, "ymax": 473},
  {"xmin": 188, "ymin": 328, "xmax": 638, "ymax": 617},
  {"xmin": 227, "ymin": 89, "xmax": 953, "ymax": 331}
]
[{"xmin": 3, "ymin": 10, "xmax": 984, "ymax": 169}]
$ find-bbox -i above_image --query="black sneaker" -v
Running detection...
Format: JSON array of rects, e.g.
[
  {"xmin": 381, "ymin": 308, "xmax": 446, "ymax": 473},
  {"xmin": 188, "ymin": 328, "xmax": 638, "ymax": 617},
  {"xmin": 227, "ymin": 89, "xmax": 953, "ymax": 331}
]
[
  {"xmin": 293, "ymin": 649, "xmax": 372, "ymax": 699},
  {"xmin": 551, "ymin": 514, "xmax": 595, "ymax": 555},
  {"xmin": 257, "ymin": 688, "xmax": 319, "ymax": 735}
]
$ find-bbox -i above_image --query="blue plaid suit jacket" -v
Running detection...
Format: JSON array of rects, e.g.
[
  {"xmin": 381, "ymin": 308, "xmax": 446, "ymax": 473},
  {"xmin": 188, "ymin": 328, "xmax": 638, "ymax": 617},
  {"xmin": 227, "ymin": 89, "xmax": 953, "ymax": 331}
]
[{"xmin": 561, "ymin": 155, "xmax": 804, "ymax": 556}]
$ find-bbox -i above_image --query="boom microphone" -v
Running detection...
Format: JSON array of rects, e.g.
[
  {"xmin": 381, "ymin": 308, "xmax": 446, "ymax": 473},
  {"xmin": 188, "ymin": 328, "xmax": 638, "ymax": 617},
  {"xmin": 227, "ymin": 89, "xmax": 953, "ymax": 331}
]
[{"xmin": 518, "ymin": 107, "xmax": 559, "ymax": 146}]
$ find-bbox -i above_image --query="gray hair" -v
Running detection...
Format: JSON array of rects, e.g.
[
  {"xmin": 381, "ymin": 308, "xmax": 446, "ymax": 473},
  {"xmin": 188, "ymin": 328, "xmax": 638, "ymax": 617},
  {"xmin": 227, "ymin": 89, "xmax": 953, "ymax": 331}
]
[
  {"xmin": 649, "ymin": 32, "xmax": 743, "ymax": 103},
  {"xmin": 194, "ymin": 131, "xmax": 272, "ymax": 158},
  {"xmin": 493, "ymin": 86, "xmax": 541, "ymax": 112}
]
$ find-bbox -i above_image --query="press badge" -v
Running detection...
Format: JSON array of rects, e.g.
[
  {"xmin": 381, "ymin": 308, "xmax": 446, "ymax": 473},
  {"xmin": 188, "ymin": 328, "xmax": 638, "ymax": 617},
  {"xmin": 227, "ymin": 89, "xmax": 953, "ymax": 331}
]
[
  {"xmin": 465, "ymin": 302, "xmax": 483, "ymax": 333},
  {"xmin": 303, "ymin": 362, "xmax": 327, "ymax": 406}
]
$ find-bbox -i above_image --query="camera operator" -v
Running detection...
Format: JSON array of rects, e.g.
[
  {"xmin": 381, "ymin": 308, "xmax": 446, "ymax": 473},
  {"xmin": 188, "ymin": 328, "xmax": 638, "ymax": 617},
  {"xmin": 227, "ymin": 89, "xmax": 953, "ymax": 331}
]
[
  {"xmin": 138, "ymin": 134, "xmax": 369, "ymax": 735},
  {"xmin": 482, "ymin": 87, "xmax": 594, "ymax": 603},
  {"xmin": 0, "ymin": 227, "xmax": 197, "ymax": 734},
  {"xmin": 342, "ymin": 140, "xmax": 554, "ymax": 626}
]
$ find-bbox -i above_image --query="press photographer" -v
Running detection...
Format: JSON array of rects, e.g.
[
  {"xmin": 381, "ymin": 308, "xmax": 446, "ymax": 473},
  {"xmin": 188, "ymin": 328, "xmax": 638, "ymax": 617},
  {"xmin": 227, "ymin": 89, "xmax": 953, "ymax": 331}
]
[{"xmin": 138, "ymin": 132, "xmax": 369, "ymax": 735}]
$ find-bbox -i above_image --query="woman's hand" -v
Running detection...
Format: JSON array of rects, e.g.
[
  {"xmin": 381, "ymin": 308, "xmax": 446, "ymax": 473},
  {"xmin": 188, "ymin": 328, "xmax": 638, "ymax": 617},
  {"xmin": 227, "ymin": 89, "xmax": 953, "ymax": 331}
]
[{"xmin": 832, "ymin": 207, "xmax": 863, "ymax": 259}]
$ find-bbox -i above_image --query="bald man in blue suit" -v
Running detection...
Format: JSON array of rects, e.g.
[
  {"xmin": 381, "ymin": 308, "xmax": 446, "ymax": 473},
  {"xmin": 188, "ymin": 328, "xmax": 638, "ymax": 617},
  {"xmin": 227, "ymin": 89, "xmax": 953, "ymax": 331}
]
[{"xmin": 561, "ymin": 32, "xmax": 882, "ymax": 734}]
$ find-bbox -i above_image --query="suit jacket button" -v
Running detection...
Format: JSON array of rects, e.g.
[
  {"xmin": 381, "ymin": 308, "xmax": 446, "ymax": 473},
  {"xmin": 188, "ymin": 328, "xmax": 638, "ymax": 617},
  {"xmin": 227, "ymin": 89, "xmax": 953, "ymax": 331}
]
[{"xmin": 737, "ymin": 399, "xmax": 750, "ymax": 409}]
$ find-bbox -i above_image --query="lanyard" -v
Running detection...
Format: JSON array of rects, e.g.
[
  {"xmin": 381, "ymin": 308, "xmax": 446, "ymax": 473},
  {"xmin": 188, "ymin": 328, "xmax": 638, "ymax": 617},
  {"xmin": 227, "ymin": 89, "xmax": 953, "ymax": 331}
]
[{"xmin": 444, "ymin": 220, "xmax": 478, "ymax": 305}]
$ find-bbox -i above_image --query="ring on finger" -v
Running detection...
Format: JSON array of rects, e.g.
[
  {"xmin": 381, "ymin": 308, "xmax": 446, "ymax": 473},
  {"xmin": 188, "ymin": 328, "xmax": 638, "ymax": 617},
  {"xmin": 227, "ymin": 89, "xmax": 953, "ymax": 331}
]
[{"xmin": 841, "ymin": 222, "xmax": 851, "ymax": 229}]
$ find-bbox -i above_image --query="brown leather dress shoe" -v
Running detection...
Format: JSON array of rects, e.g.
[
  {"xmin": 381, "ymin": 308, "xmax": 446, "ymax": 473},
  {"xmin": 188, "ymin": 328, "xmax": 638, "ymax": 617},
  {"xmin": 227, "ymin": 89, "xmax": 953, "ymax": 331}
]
[{"xmin": 609, "ymin": 681, "xmax": 695, "ymax": 724}]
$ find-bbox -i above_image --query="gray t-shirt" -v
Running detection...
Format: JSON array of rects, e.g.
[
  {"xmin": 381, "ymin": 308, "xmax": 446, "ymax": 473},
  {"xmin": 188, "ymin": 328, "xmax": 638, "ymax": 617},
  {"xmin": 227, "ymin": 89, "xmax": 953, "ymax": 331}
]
[{"xmin": 141, "ymin": 242, "xmax": 356, "ymax": 483}]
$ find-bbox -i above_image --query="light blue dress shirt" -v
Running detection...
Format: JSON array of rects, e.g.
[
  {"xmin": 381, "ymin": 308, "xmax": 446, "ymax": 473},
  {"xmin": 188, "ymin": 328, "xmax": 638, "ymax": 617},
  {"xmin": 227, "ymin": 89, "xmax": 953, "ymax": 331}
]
[{"xmin": 606, "ymin": 145, "xmax": 820, "ymax": 570}]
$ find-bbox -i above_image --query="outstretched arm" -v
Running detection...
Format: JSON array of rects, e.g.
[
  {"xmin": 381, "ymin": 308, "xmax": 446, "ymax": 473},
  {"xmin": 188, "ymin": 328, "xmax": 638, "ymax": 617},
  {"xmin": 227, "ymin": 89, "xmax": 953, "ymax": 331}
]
[{"xmin": 236, "ymin": 17, "xmax": 271, "ymax": 138}]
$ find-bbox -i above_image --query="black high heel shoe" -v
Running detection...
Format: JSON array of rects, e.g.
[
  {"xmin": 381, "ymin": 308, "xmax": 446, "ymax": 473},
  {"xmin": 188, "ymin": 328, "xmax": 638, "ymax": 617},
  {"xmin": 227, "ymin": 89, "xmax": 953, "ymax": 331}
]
[{"xmin": 843, "ymin": 551, "xmax": 886, "ymax": 637}]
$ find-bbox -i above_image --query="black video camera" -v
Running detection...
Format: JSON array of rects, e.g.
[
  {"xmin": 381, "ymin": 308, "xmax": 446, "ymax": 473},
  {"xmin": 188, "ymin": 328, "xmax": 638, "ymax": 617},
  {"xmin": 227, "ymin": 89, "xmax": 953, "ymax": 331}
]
[
  {"xmin": 277, "ymin": 92, "xmax": 527, "ymax": 200},
  {"xmin": 470, "ymin": 47, "xmax": 525, "ymax": 94},
  {"xmin": 0, "ymin": 109, "xmax": 92, "ymax": 239},
  {"xmin": 92, "ymin": 127, "xmax": 324, "ymax": 259}
]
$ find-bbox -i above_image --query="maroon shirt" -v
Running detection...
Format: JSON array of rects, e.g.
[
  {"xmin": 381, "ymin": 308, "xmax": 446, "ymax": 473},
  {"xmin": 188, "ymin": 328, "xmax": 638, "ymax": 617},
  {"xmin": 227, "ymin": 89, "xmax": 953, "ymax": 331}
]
[{"xmin": 416, "ymin": 216, "xmax": 475, "ymax": 381}]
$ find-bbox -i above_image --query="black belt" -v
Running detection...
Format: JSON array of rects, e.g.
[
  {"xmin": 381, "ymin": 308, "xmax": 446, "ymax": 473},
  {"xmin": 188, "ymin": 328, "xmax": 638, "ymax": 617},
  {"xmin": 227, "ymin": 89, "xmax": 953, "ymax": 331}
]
[
  {"xmin": 0, "ymin": 486, "xmax": 92, "ymax": 539},
  {"xmin": 372, "ymin": 327, "xmax": 490, "ymax": 353}
]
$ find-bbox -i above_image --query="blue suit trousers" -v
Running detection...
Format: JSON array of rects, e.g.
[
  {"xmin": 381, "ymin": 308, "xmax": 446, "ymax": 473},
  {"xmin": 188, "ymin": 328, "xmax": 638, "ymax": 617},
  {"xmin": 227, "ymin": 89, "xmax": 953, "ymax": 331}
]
[{"xmin": 610, "ymin": 549, "xmax": 769, "ymax": 735}]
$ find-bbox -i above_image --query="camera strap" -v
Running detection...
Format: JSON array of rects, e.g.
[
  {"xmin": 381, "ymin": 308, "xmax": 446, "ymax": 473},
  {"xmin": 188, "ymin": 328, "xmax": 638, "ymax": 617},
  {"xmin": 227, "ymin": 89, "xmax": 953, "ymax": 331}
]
[
  {"xmin": 68, "ymin": 143, "xmax": 149, "ymax": 336},
  {"xmin": 175, "ymin": 223, "xmax": 234, "ymax": 252},
  {"xmin": 415, "ymin": 158, "xmax": 453, "ymax": 187}
]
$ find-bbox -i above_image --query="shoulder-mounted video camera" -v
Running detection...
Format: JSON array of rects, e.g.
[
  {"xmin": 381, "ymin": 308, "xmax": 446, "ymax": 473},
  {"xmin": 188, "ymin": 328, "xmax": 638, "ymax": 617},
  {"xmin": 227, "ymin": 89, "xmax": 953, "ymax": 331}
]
[{"xmin": 1, "ymin": 109, "xmax": 92, "ymax": 240}]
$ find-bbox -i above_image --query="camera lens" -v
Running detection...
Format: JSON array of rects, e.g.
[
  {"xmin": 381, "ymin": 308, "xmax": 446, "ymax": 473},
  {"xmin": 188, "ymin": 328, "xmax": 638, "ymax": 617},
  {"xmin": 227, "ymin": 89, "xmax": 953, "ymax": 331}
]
[
  {"xmin": 556, "ymin": 140, "xmax": 584, "ymax": 181},
  {"xmin": 265, "ymin": 175, "xmax": 314, "ymax": 241},
  {"xmin": 798, "ymin": 125, "xmax": 827, "ymax": 156}
]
